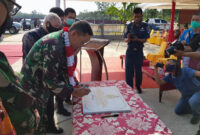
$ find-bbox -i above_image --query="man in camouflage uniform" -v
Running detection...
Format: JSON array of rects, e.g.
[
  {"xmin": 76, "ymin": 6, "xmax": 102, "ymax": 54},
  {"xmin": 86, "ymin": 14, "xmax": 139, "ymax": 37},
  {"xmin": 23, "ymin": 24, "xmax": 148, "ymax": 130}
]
[
  {"xmin": 21, "ymin": 20, "xmax": 92, "ymax": 133},
  {"xmin": 0, "ymin": 0, "xmax": 40, "ymax": 134}
]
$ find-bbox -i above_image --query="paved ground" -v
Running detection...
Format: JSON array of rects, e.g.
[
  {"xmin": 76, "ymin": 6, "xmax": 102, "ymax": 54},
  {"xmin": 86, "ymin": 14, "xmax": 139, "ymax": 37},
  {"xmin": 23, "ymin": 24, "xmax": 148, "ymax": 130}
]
[{"xmin": 1, "ymin": 31, "xmax": 199, "ymax": 135}]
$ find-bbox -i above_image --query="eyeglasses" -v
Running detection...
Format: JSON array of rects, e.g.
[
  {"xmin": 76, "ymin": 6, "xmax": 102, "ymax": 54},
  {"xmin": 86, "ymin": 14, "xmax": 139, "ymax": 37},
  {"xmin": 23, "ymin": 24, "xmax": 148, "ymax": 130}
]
[
  {"xmin": 7, "ymin": 0, "xmax": 22, "ymax": 16},
  {"xmin": 0, "ymin": 0, "xmax": 21, "ymax": 16}
]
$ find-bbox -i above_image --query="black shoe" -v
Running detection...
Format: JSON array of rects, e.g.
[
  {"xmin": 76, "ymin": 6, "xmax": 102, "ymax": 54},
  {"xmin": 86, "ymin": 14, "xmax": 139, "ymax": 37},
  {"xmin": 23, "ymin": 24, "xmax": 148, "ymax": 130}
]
[
  {"xmin": 57, "ymin": 108, "xmax": 71, "ymax": 116},
  {"xmin": 65, "ymin": 99, "xmax": 73, "ymax": 105},
  {"xmin": 190, "ymin": 116, "xmax": 200, "ymax": 124},
  {"xmin": 136, "ymin": 87, "xmax": 142, "ymax": 94},
  {"xmin": 46, "ymin": 125, "xmax": 64, "ymax": 134}
]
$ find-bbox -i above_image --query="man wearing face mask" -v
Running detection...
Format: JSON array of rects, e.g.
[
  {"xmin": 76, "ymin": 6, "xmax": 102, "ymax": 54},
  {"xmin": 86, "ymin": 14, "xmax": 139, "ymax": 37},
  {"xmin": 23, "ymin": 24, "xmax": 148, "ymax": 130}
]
[
  {"xmin": 174, "ymin": 13, "xmax": 200, "ymax": 71},
  {"xmin": 179, "ymin": 12, "xmax": 200, "ymax": 68},
  {"xmin": 154, "ymin": 59, "xmax": 200, "ymax": 125},
  {"xmin": 22, "ymin": 13, "xmax": 61, "ymax": 62},
  {"xmin": 64, "ymin": 7, "xmax": 76, "ymax": 27}
]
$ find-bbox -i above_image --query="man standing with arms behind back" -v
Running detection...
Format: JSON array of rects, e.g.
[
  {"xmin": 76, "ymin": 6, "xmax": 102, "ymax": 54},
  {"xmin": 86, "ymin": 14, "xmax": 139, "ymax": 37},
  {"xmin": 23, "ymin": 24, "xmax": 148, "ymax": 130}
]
[
  {"xmin": 124, "ymin": 7, "xmax": 149, "ymax": 93},
  {"xmin": 22, "ymin": 13, "xmax": 61, "ymax": 62}
]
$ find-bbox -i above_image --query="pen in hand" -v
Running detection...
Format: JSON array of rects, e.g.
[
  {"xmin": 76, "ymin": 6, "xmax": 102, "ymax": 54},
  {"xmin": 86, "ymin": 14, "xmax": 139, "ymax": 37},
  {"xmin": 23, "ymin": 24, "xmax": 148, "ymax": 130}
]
[{"xmin": 101, "ymin": 114, "xmax": 119, "ymax": 118}]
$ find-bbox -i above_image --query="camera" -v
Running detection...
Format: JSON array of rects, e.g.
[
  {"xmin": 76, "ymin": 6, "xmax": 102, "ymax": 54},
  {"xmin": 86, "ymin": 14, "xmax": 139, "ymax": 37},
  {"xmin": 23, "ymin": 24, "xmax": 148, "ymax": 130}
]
[
  {"xmin": 155, "ymin": 62, "xmax": 164, "ymax": 68},
  {"xmin": 165, "ymin": 41, "xmax": 184, "ymax": 57},
  {"xmin": 128, "ymin": 33, "xmax": 136, "ymax": 39}
]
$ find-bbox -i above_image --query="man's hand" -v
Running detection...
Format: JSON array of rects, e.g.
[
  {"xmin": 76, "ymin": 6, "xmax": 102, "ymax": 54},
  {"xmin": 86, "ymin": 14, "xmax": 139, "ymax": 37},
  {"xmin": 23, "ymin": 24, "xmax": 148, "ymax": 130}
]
[
  {"xmin": 34, "ymin": 109, "xmax": 40, "ymax": 130},
  {"xmin": 174, "ymin": 49, "xmax": 185, "ymax": 57},
  {"xmin": 181, "ymin": 40, "xmax": 186, "ymax": 45},
  {"xmin": 124, "ymin": 37, "xmax": 131, "ymax": 43},
  {"xmin": 77, "ymin": 83, "xmax": 89, "ymax": 88},
  {"xmin": 72, "ymin": 87, "xmax": 90, "ymax": 97}
]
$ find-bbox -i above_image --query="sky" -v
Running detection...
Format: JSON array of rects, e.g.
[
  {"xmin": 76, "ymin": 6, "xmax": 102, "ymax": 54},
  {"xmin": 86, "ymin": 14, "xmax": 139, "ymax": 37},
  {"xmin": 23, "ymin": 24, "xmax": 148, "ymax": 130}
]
[
  {"xmin": 16, "ymin": 0, "xmax": 164, "ymax": 15},
  {"xmin": 17, "ymin": 0, "xmax": 98, "ymax": 15}
]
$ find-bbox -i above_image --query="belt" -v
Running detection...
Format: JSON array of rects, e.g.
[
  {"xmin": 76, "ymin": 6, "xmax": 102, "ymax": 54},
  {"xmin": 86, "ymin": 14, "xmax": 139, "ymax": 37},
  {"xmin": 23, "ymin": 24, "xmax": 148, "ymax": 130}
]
[{"xmin": 132, "ymin": 48, "xmax": 138, "ymax": 51}]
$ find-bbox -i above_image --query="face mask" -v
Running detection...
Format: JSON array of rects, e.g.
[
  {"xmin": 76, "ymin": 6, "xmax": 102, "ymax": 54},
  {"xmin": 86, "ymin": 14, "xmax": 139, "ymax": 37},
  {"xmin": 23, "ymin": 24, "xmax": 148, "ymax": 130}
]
[
  {"xmin": 191, "ymin": 21, "xmax": 200, "ymax": 29},
  {"xmin": 66, "ymin": 19, "xmax": 75, "ymax": 26},
  {"xmin": 165, "ymin": 65, "xmax": 176, "ymax": 72},
  {"xmin": 46, "ymin": 23, "xmax": 61, "ymax": 33}
]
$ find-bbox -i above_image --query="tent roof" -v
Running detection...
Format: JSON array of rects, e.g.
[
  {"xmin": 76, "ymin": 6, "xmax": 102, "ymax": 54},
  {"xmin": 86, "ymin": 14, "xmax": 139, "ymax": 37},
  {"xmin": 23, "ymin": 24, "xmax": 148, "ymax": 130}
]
[
  {"xmin": 145, "ymin": 3, "xmax": 200, "ymax": 9},
  {"xmin": 68, "ymin": 0, "xmax": 200, "ymax": 4}
]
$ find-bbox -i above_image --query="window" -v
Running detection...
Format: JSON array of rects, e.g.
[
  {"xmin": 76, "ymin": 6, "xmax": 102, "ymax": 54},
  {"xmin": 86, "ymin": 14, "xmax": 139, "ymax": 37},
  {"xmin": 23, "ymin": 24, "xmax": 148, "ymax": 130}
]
[
  {"xmin": 161, "ymin": 20, "xmax": 167, "ymax": 23},
  {"xmin": 155, "ymin": 19, "xmax": 160, "ymax": 23}
]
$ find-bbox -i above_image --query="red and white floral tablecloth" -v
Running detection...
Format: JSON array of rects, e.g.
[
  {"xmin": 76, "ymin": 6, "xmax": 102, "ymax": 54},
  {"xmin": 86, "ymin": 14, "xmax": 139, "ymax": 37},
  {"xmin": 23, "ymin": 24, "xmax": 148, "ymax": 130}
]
[{"xmin": 72, "ymin": 80, "xmax": 172, "ymax": 135}]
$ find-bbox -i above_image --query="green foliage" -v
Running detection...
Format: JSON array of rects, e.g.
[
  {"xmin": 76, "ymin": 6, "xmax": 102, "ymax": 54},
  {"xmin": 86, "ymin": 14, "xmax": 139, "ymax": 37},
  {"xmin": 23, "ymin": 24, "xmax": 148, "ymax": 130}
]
[
  {"xmin": 78, "ymin": 3, "xmax": 180, "ymax": 25},
  {"xmin": 95, "ymin": 2, "xmax": 111, "ymax": 12},
  {"xmin": 78, "ymin": 11, "xmax": 112, "ymax": 20},
  {"xmin": 105, "ymin": 2, "xmax": 138, "ymax": 24}
]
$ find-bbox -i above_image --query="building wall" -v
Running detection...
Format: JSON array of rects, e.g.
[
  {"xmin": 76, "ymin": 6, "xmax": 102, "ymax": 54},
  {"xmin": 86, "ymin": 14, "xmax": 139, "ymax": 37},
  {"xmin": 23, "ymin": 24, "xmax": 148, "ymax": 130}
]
[{"xmin": 179, "ymin": 9, "xmax": 200, "ymax": 24}]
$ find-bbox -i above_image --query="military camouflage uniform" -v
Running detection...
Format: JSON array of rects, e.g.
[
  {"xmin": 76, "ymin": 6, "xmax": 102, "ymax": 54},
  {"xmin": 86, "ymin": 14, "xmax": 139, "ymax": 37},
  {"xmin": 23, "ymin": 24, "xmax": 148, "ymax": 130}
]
[
  {"xmin": 0, "ymin": 51, "xmax": 36, "ymax": 135},
  {"xmin": 20, "ymin": 30, "xmax": 74, "ymax": 133}
]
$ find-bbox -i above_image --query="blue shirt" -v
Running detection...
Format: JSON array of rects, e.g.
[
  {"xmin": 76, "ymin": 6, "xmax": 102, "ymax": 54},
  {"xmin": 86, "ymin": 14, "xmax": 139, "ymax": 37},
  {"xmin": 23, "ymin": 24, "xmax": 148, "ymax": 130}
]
[
  {"xmin": 179, "ymin": 28, "xmax": 200, "ymax": 44},
  {"xmin": 179, "ymin": 28, "xmax": 200, "ymax": 67},
  {"xmin": 163, "ymin": 68, "xmax": 200, "ymax": 97},
  {"xmin": 124, "ymin": 22, "xmax": 150, "ymax": 51},
  {"xmin": 179, "ymin": 28, "xmax": 194, "ymax": 44}
]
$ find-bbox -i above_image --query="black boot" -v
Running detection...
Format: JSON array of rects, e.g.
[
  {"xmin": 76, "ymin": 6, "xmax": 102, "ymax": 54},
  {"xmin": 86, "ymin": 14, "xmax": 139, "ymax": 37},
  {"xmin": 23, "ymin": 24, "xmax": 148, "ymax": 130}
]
[
  {"xmin": 56, "ymin": 96, "xmax": 71, "ymax": 116},
  {"xmin": 46, "ymin": 94, "xmax": 64, "ymax": 134},
  {"xmin": 46, "ymin": 122, "xmax": 64, "ymax": 134},
  {"xmin": 57, "ymin": 108, "xmax": 71, "ymax": 116},
  {"xmin": 136, "ymin": 87, "xmax": 142, "ymax": 94}
]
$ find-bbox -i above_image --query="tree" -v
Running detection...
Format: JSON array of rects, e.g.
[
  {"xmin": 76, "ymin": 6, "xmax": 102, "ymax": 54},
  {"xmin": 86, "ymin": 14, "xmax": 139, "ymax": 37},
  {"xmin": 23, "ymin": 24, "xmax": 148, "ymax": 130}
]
[
  {"xmin": 95, "ymin": 2, "xmax": 111, "ymax": 12},
  {"xmin": 13, "ymin": 11, "xmax": 45, "ymax": 19},
  {"xmin": 105, "ymin": 2, "xmax": 138, "ymax": 31}
]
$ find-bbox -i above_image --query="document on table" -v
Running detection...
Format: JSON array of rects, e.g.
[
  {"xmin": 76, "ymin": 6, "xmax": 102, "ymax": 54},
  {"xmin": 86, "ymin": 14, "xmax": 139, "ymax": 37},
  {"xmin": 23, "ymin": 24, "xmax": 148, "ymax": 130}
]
[{"xmin": 82, "ymin": 86, "xmax": 131, "ymax": 114}]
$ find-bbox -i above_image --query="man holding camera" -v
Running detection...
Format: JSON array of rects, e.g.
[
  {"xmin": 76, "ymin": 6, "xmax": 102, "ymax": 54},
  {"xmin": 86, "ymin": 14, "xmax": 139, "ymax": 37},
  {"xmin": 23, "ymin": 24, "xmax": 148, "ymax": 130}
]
[
  {"xmin": 154, "ymin": 59, "xmax": 200, "ymax": 124},
  {"xmin": 179, "ymin": 12, "xmax": 200, "ymax": 68},
  {"xmin": 124, "ymin": 8, "xmax": 150, "ymax": 93}
]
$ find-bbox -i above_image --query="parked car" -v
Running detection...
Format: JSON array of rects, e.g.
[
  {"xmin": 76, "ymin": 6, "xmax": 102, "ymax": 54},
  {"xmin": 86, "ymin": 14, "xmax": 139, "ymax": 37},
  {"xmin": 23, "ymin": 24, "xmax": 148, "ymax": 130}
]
[
  {"xmin": 6, "ymin": 21, "xmax": 21, "ymax": 34},
  {"xmin": 20, "ymin": 19, "xmax": 31, "ymax": 30},
  {"xmin": 39, "ymin": 19, "xmax": 44, "ymax": 27},
  {"xmin": 145, "ymin": 18, "xmax": 170, "ymax": 30}
]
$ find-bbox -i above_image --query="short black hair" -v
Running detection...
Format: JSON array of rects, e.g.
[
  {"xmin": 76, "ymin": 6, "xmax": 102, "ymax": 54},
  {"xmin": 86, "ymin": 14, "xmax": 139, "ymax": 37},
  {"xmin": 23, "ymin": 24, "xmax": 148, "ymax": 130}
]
[
  {"xmin": 49, "ymin": 7, "xmax": 64, "ymax": 18},
  {"xmin": 69, "ymin": 21, "xmax": 93, "ymax": 36},
  {"xmin": 64, "ymin": 8, "xmax": 76, "ymax": 16},
  {"xmin": 133, "ymin": 7, "xmax": 143, "ymax": 14},
  {"xmin": 167, "ymin": 59, "xmax": 181, "ymax": 77}
]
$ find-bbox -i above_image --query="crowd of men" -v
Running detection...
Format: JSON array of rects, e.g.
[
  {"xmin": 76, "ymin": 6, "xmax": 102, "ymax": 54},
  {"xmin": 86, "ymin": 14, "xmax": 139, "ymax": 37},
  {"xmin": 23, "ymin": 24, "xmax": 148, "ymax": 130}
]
[{"xmin": 1, "ymin": 0, "xmax": 200, "ymax": 134}]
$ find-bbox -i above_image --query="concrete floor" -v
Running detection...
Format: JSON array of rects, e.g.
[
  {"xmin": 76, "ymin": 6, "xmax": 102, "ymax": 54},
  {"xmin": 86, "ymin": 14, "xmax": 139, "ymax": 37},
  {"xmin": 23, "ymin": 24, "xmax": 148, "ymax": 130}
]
[{"xmin": 1, "ymin": 31, "xmax": 199, "ymax": 135}]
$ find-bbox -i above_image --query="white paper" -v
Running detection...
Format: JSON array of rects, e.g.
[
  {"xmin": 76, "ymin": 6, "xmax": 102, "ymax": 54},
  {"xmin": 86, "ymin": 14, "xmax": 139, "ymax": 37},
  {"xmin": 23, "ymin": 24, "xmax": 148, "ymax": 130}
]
[{"xmin": 82, "ymin": 86, "xmax": 131, "ymax": 114}]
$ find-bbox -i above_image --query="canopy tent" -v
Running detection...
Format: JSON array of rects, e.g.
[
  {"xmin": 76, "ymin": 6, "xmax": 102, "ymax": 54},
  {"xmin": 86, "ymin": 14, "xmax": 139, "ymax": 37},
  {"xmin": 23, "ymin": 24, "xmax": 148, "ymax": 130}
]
[
  {"xmin": 68, "ymin": 0, "xmax": 200, "ymax": 4},
  {"xmin": 145, "ymin": 3, "xmax": 200, "ymax": 9}
]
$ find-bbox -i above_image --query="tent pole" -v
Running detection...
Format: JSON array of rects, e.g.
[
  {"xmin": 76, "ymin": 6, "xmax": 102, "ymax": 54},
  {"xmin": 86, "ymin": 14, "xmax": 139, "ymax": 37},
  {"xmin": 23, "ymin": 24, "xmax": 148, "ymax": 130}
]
[{"xmin": 167, "ymin": 0, "xmax": 176, "ymax": 43}]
